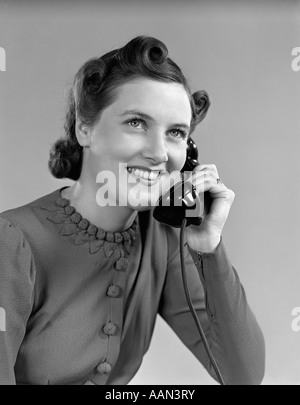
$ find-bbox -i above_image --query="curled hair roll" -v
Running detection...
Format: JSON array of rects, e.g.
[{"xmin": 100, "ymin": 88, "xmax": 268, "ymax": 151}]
[
  {"xmin": 118, "ymin": 36, "xmax": 168, "ymax": 72},
  {"xmin": 48, "ymin": 90, "xmax": 83, "ymax": 180}
]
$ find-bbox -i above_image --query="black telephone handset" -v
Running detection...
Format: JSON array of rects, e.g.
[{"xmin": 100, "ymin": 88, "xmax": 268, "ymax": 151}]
[{"xmin": 153, "ymin": 137, "xmax": 211, "ymax": 228}]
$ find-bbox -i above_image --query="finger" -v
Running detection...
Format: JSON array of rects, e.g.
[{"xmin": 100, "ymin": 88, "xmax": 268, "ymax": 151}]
[
  {"xmin": 193, "ymin": 163, "xmax": 219, "ymax": 177},
  {"xmin": 188, "ymin": 171, "xmax": 226, "ymax": 195},
  {"xmin": 185, "ymin": 165, "xmax": 218, "ymax": 184}
]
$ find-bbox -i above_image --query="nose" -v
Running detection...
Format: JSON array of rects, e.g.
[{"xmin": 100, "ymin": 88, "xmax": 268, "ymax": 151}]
[{"xmin": 142, "ymin": 131, "xmax": 168, "ymax": 165}]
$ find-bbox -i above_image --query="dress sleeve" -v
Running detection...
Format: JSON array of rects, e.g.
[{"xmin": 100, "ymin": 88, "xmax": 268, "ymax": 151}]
[
  {"xmin": 158, "ymin": 227, "xmax": 265, "ymax": 385},
  {"xmin": 0, "ymin": 217, "xmax": 36, "ymax": 385}
]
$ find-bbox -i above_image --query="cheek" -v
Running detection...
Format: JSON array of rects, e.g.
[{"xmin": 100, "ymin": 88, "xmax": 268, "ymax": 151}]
[
  {"xmin": 167, "ymin": 144, "xmax": 187, "ymax": 172},
  {"xmin": 89, "ymin": 142, "xmax": 139, "ymax": 175}
]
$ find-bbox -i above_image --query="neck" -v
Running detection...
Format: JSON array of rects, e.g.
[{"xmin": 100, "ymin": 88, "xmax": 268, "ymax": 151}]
[{"xmin": 61, "ymin": 181, "xmax": 138, "ymax": 233}]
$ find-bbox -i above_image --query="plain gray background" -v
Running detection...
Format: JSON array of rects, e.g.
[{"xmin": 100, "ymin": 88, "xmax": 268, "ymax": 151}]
[{"xmin": 0, "ymin": 0, "xmax": 299, "ymax": 385}]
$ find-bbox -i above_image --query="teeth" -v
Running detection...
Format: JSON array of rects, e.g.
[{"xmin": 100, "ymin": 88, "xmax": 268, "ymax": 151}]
[
  {"xmin": 149, "ymin": 172, "xmax": 156, "ymax": 180},
  {"xmin": 127, "ymin": 167, "xmax": 159, "ymax": 181}
]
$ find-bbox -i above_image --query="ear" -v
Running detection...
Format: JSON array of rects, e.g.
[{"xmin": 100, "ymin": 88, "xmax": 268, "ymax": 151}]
[
  {"xmin": 192, "ymin": 90, "xmax": 210, "ymax": 124},
  {"xmin": 75, "ymin": 119, "xmax": 91, "ymax": 147},
  {"xmin": 189, "ymin": 90, "xmax": 210, "ymax": 135}
]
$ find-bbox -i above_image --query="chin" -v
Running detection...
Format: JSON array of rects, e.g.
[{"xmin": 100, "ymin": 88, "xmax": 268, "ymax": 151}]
[{"xmin": 124, "ymin": 185, "xmax": 161, "ymax": 210}]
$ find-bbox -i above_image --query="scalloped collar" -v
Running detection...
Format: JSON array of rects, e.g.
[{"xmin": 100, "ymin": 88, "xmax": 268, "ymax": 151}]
[{"xmin": 44, "ymin": 190, "xmax": 138, "ymax": 256}]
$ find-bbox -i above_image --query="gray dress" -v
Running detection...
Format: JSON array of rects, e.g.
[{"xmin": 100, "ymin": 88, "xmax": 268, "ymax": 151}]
[{"xmin": 0, "ymin": 187, "xmax": 265, "ymax": 385}]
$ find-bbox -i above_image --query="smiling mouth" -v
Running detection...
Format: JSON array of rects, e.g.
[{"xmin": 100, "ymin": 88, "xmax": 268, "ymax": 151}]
[{"xmin": 127, "ymin": 167, "xmax": 161, "ymax": 182}]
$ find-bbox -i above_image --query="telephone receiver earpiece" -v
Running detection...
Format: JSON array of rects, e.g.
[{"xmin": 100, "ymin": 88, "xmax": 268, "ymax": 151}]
[{"xmin": 153, "ymin": 138, "xmax": 211, "ymax": 228}]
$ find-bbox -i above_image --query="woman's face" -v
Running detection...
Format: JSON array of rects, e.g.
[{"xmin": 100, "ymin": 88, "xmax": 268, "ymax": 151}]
[{"xmin": 83, "ymin": 77, "xmax": 192, "ymax": 210}]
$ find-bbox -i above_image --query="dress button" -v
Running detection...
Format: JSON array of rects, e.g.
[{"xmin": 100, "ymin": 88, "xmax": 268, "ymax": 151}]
[
  {"xmin": 103, "ymin": 322, "xmax": 117, "ymax": 336},
  {"xmin": 107, "ymin": 285, "xmax": 120, "ymax": 298},
  {"xmin": 115, "ymin": 257, "xmax": 128, "ymax": 271},
  {"xmin": 97, "ymin": 361, "xmax": 112, "ymax": 374}
]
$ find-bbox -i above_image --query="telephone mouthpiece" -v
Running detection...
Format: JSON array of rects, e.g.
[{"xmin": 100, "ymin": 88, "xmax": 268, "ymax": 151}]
[{"xmin": 153, "ymin": 179, "xmax": 202, "ymax": 228}]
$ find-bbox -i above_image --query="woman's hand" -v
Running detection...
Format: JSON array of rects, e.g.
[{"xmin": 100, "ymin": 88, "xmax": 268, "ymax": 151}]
[{"xmin": 185, "ymin": 164, "xmax": 235, "ymax": 253}]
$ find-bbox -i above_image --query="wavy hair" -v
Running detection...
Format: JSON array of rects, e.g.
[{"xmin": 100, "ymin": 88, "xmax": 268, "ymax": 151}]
[{"xmin": 48, "ymin": 36, "xmax": 210, "ymax": 180}]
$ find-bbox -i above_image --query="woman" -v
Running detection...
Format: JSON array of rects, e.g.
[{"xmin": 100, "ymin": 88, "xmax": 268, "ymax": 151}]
[{"xmin": 0, "ymin": 36, "xmax": 265, "ymax": 385}]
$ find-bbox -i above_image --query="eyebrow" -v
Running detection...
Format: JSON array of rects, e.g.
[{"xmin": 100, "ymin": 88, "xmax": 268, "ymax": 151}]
[{"xmin": 119, "ymin": 109, "xmax": 191, "ymax": 131}]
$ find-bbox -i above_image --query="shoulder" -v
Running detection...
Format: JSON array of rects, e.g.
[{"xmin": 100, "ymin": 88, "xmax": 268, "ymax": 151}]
[
  {"xmin": 0, "ymin": 216, "xmax": 26, "ymax": 247},
  {"xmin": 0, "ymin": 188, "xmax": 63, "ymax": 237},
  {"xmin": 0, "ymin": 219, "xmax": 36, "ymax": 332},
  {"xmin": 0, "ymin": 216, "xmax": 36, "ymax": 284}
]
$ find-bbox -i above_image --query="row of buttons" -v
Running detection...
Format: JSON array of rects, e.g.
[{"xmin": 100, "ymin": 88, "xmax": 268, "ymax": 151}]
[
  {"xmin": 104, "ymin": 286, "xmax": 119, "ymax": 337},
  {"xmin": 84, "ymin": 253, "xmax": 127, "ymax": 384}
]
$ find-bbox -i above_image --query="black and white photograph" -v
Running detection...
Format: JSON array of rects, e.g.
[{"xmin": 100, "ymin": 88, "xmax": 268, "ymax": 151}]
[{"xmin": 0, "ymin": 0, "xmax": 299, "ymax": 386}]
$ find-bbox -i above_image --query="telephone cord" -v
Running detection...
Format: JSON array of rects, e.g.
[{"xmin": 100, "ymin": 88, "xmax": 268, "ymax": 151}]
[{"xmin": 180, "ymin": 218, "xmax": 226, "ymax": 386}]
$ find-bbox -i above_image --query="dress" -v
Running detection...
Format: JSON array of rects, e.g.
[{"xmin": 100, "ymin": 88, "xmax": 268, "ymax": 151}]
[{"xmin": 0, "ymin": 187, "xmax": 265, "ymax": 385}]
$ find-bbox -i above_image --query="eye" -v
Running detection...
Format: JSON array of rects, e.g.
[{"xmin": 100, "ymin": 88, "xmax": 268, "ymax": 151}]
[
  {"xmin": 168, "ymin": 128, "xmax": 188, "ymax": 140},
  {"xmin": 125, "ymin": 117, "xmax": 147, "ymax": 129}
]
